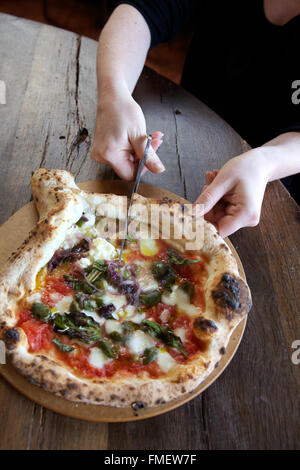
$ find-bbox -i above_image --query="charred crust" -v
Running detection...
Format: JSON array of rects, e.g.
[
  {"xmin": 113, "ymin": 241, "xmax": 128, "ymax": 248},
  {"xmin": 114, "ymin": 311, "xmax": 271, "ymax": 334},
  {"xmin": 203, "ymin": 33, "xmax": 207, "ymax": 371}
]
[
  {"xmin": 220, "ymin": 347, "xmax": 226, "ymax": 355},
  {"xmin": 110, "ymin": 394, "xmax": 119, "ymax": 401},
  {"xmin": 212, "ymin": 273, "xmax": 251, "ymax": 320},
  {"xmin": 193, "ymin": 316, "xmax": 218, "ymax": 333},
  {"xmin": 5, "ymin": 328, "xmax": 20, "ymax": 346},
  {"xmin": 155, "ymin": 398, "xmax": 166, "ymax": 405},
  {"xmin": 67, "ymin": 382, "xmax": 78, "ymax": 391},
  {"xmin": 131, "ymin": 401, "xmax": 146, "ymax": 412}
]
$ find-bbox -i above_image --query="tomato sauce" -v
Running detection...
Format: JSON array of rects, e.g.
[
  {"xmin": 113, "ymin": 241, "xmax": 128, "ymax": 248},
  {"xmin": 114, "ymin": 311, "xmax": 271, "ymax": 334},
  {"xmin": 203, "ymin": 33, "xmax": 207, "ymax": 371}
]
[
  {"xmin": 21, "ymin": 319, "xmax": 55, "ymax": 353},
  {"xmin": 17, "ymin": 238, "xmax": 206, "ymax": 379},
  {"xmin": 41, "ymin": 275, "xmax": 73, "ymax": 307}
]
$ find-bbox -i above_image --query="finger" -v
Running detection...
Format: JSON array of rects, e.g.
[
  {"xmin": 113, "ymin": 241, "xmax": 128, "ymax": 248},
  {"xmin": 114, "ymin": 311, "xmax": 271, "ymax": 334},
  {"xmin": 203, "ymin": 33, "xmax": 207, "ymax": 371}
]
[
  {"xmin": 151, "ymin": 136, "xmax": 163, "ymax": 153},
  {"xmin": 107, "ymin": 150, "xmax": 137, "ymax": 181},
  {"xmin": 194, "ymin": 173, "xmax": 232, "ymax": 215},
  {"xmin": 217, "ymin": 213, "xmax": 245, "ymax": 238},
  {"xmin": 131, "ymin": 135, "xmax": 165, "ymax": 174},
  {"xmin": 205, "ymin": 171, "xmax": 215, "ymax": 185}
]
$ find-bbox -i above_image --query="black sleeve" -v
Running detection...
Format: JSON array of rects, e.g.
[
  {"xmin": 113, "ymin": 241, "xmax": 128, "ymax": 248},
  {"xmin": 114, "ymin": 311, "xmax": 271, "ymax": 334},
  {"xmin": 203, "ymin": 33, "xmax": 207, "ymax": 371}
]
[{"xmin": 114, "ymin": 0, "xmax": 200, "ymax": 48}]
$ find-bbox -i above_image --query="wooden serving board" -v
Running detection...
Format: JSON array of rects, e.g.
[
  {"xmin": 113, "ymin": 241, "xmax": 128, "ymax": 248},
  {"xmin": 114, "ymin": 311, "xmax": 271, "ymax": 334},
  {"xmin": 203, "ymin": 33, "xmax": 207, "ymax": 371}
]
[{"xmin": 0, "ymin": 180, "xmax": 247, "ymax": 422}]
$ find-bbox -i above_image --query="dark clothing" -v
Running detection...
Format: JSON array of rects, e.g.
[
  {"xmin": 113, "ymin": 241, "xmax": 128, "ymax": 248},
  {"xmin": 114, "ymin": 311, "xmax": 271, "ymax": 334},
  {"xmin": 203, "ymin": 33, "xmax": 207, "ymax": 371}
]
[{"xmin": 116, "ymin": 0, "xmax": 300, "ymax": 199}]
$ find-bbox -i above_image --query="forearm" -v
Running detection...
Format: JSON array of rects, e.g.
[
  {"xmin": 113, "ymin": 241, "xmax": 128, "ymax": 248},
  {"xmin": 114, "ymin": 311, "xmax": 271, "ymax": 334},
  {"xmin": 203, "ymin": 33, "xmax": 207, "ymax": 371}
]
[
  {"xmin": 259, "ymin": 132, "xmax": 300, "ymax": 181},
  {"xmin": 97, "ymin": 4, "xmax": 151, "ymax": 100}
]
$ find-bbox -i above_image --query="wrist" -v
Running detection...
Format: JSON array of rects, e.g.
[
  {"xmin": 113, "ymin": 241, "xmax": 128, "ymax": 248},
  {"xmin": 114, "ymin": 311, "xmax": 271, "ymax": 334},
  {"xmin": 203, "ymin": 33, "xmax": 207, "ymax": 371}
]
[
  {"xmin": 97, "ymin": 75, "xmax": 131, "ymax": 106},
  {"xmin": 237, "ymin": 147, "xmax": 270, "ymax": 185}
]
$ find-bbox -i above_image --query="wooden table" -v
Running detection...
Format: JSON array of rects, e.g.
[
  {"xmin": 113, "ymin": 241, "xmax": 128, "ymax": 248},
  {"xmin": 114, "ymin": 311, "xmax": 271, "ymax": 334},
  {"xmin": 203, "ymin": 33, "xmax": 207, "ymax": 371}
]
[{"xmin": 0, "ymin": 13, "xmax": 299, "ymax": 450}]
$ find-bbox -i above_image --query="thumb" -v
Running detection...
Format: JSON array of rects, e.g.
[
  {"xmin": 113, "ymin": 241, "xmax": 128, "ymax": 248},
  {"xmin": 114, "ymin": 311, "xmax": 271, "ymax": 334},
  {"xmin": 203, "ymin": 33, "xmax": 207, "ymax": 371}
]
[
  {"xmin": 194, "ymin": 172, "xmax": 231, "ymax": 215},
  {"xmin": 131, "ymin": 135, "xmax": 165, "ymax": 174},
  {"xmin": 217, "ymin": 212, "xmax": 245, "ymax": 238}
]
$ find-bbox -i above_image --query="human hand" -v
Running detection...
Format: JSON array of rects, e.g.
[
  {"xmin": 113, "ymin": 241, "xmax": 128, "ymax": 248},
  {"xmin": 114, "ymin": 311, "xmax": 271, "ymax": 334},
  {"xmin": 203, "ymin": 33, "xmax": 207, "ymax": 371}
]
[
  {"xmin": 194, "ymin": 149, "xmax": 269, "ymax": 237},
  {"xmin": 91, "ymin": 90, "xmax": 165, "ymax": 180}
]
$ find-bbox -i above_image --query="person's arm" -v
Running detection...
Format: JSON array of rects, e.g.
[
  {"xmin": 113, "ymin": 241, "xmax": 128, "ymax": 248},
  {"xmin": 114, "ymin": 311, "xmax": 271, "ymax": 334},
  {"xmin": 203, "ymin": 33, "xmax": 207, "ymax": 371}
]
[
  {"xmin": 194, "ymin": 132, "xmax": 300, "ymax": 237},
  {"xmin": 91, "ymin": 4, "xmax": 165, "ymax": 180}
]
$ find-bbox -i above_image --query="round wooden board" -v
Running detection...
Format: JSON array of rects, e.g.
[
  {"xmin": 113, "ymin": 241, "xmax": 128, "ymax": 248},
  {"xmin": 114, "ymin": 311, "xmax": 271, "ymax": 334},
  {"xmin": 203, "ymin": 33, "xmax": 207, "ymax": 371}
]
[{"xmin": 0, "ymin": 180, "xmax": 247, "ymax": 422}]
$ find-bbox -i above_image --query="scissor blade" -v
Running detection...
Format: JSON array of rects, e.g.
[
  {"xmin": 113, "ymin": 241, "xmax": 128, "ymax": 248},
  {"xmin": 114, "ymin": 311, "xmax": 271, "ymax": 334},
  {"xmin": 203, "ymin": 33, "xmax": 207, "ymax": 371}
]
[{"xmin": 119, "ymin": 135, "xmax": 152, "ymax": 262}]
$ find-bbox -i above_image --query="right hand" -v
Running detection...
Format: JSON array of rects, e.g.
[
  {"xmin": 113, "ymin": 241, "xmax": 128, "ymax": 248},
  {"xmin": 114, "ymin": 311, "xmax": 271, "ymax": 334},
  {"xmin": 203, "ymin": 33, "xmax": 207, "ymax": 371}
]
[{"xmin": 91, "ymin": 90, "xmax": 165, "ymax": 180}]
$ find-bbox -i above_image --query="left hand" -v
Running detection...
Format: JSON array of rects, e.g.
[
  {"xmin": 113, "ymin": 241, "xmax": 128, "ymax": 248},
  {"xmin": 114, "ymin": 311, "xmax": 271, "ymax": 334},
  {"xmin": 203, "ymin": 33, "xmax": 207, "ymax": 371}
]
[{"xmin": 194, "ymin": 148, "xmax": 269, "ymax": 237}]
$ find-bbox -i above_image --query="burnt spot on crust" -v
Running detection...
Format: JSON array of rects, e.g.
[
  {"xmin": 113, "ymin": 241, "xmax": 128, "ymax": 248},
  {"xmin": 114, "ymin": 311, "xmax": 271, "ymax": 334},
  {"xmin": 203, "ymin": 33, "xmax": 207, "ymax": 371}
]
[
  {"xmin": 220, "ymin": 347, "xmax": 226, "ymax": 355},
  {"xmin": 131, "ymin": 401, "xmax": 146, "ymax": 414},
  {"xmin": 194, "ymin": 317, "xmax": 217, "ymax": 334},
  {"xmin": 4, "ymin": 328, "xmax": 20, "ymax": 348},
  {"xmin": 193, "ymin": 316, "xmax": 217, "ymax": 348},
  {"xmin": 212, "ymin": 273, "xmax": 251, "ymax": 320},
  {"xmin": 67, "ymin": 382, "xmax": 78, "ymax": 391},
  {"xmin": 220, "ymin": 243, "xmax": 229, "ymax": 251},
  {"xmin": 155, "ymin": 398, "xmax": 166, "ymax": 405}
]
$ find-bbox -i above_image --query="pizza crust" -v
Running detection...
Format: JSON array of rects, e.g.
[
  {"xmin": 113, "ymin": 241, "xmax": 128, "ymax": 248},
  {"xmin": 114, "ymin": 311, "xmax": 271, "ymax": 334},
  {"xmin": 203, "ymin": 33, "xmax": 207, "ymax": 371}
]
[{"xmin": 0, "ymin": 169, "xmax": 252, "ymax": 407}]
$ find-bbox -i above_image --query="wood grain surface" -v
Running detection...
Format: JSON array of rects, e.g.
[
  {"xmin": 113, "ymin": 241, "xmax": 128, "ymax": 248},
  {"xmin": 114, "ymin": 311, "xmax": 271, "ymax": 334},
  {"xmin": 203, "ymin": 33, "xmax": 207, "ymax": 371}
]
[{"xmin": 0, "ymin": 13, "xmax": 299, "ymax": 450}]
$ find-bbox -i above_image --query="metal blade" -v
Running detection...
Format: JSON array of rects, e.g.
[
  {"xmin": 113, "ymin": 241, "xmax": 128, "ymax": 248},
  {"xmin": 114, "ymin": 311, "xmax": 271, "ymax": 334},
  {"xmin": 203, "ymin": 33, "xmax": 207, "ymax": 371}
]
[{"xmin": 118, "ymin": 134, "xmax": 152, "ymax": 262}]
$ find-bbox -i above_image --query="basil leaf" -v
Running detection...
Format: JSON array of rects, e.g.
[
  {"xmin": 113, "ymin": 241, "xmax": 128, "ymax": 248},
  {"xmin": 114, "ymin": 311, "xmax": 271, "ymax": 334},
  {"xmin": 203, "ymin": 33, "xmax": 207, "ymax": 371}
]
[
  {"xmin": 167, "ymin": 248, "xmax": 200, "ymax": 265},
  {"xmin": 53, "ymin": 337, "xmax": 75, "ymax": 353},
  {"xmin": 53, "ymin": 311, "xmax": 103, "ymax": 344},
  {"xmin": 76, "ymin": 215, "xmax": 88, "ymax": 227},
  {"xmin": 178, "ymin": 280, "xmax": 195, "ymax": 300},
  {"xmin": 141, "ymin": 319, "xmax": 188, "ymax": 357},
  {"xmin": 143, "ymin": 347, "xmax": 158, "ymax": 365},
  {"xmin": 151, "ymin": 261, "xmax": 177, "ymax": 290},
  {"xmin": 98, "ymin": 339, "xmax": 119, "ymax": 359},
  {"xmin": 139, "ymin": 290, "xmax": 161, "ymax": 308},
  {"xmin": 31, "ymin": 302, "xmax": 52, "ymax": 323}
]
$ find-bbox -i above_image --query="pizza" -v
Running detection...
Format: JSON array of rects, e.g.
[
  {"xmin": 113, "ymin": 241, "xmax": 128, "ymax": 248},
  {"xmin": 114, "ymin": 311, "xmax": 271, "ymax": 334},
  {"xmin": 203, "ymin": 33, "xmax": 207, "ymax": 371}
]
[{"xmin": 0, "ymin": 169, "xmax": 251, "ymax": 408}]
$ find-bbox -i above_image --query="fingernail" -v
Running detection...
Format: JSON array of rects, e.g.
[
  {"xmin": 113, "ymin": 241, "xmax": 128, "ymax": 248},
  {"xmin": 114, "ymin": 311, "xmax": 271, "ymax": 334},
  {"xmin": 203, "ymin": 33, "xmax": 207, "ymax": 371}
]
[
  {"xmin": 154, "ymin": 161, "xmax": 165, "ymax": 172},
  {"xmin": 194, "ymin": 204, "xmax": 205, "ymax": 217}
]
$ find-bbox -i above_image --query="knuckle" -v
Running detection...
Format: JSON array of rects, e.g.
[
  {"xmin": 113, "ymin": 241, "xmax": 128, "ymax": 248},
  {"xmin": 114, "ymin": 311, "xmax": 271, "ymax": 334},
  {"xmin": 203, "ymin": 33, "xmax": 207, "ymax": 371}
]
[
  {"xmin": 201, "ymin": 189, "xmax": 214, "ymax": 205},
  {"xmin": 246, "ymin": 210, "xmax": 260, "ymax": 226},
  {"xmin": 91, "ymin": 144, "xmax": 112, "ymax": 162}
]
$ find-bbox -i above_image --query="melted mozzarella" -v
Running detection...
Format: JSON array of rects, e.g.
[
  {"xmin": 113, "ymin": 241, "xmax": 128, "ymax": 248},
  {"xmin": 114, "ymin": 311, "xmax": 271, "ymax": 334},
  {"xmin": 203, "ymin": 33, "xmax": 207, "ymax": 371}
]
[
  {"xmin": 174, "ymin": 327, "xmax": 186, "ymax": 344},
  {"xmin": 88, "ymin": 347, "xmax": 112, "ymax": 369},
  {"xmin": 77, "ymin": 257, "xmax": 91, "ymax": 269},
  {"xmin": 79, "ymin": 212, "xmax": 96, "ymax": 229},
  {"xmin": 82, "ymin": 310, "xmax": 104, "ymax": 325},
  {"xmin": 129, "ymin": 312, "xmax": 146, "ymax": 324},
  {"xmin": 77, "ymin": 237, "xmax": 117, "ymax": 268},
  {"xmin": 162, "ymin": 285, "xmax": 200, "ymax": 317},
  {"xmin": 61, "ymin": 225, "xmax": 82, "ymax": 249},
  {"xmin": 27, "ymin": 291, "xmax": 42, "ymax": 304},
  {"xmin": 54, "ymin": 295, "xmax": 73, "ymax": 313},
  {"xmin": 122, "ymin": 305, "xmax": 145, "ymax": 324},
  {"xmin": 157, "ymin": 349, "xmax": 177, "ymax": 373},
  {"xmin": 135, "ymin": 261, "xmax": 159, "ymax": 292},
  {"xmin": 127, "ymin": 331, "xmax": 154, "ymax": 356},
  {"xmin": 89, "ymin": 237, "xmax": 117, "ymax": 260},
  {"xmin": 139, "ymin": 238, "xmax": 158, "ymax": 257},
  {"xmin": 102, "ymin": 292, "xmax": 127, "ymax": 313},
  {"xmin": 105, "ymin": 319, "xmax": 123, "ymax": 335}
]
